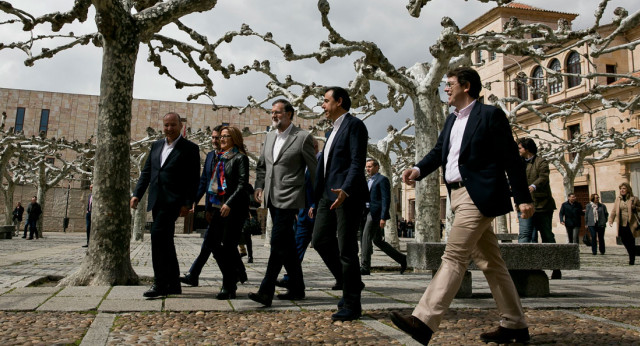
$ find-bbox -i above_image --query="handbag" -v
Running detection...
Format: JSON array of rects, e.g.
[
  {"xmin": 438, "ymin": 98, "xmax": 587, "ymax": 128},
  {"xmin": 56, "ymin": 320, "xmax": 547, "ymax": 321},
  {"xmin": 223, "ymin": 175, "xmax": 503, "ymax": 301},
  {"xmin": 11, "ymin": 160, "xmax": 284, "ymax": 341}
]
[{"xmin": 582, "ymin": 233, "xmax": 592, "ymax": 246}]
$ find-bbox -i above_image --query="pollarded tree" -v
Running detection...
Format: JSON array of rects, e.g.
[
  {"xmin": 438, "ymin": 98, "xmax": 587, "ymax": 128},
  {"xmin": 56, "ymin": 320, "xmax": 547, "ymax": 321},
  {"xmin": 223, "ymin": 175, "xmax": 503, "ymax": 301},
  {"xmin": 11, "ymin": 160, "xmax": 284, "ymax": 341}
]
[{"xmin": 0, "ymin": 0, "xmax": 223, "ymax": 285}]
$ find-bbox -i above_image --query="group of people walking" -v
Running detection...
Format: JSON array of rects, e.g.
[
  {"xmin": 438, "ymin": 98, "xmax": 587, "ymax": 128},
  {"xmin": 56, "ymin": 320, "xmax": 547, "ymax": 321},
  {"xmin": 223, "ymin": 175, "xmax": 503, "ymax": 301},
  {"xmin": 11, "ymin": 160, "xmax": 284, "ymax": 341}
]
[
  {"xmin": 128, "ymin": 67, "xmax": 637, "ymax": 345},
  {"xmin": 516, "ymin": 136, "xmax": 638, "ymax": 265}
]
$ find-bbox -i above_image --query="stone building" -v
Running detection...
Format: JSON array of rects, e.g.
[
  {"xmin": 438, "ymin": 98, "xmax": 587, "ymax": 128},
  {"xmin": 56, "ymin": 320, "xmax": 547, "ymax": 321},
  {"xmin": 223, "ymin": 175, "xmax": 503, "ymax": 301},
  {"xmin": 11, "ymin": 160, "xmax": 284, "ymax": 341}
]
[
  {"xmin": 401, "ymin": 3, "xmax": 640, "ymax": 245},
  {"xmin": 0, "ymin": 87, "xmax": 317, "ymax": 233}
]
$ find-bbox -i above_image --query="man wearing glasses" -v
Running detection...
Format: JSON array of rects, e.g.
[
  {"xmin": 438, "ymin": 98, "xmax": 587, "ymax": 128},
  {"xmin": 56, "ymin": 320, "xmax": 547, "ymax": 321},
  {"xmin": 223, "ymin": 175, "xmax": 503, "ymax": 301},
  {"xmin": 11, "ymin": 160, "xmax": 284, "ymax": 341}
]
[
  {"xmin": 392, "ymin": 67, "xmax": 534, "ymax": 345},
  {"xmin": 249, "ymin": 99, "xmax": 317, "ymax": 307}
]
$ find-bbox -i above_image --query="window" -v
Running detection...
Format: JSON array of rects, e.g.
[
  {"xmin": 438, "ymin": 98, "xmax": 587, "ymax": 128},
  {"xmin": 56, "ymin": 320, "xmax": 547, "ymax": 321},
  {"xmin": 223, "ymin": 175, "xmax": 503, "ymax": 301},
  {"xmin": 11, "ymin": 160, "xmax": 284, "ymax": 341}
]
[
  {"xmin": 567, "ymin": 124, "xmax": 581, "ymax": 161},
  {"xmin": 606, "ymin": 64, "xmax": 617, "ymax": 84},
  {"xmin": 531, "ymin": 32, "xmax": 542, "ymax": 50},
  {"xmin": 531, "ymin": 66, "xmax": 545, "ymax": 100},
  {"xmin": 548, "ymin": 59, "xmax": 563, "ymax": 94},
  {"xmin": 39, "ymin": 109, "xmax": 50, "ymax": 135},
  {"xmin": 489, "ymin": 51, "xmax": 497, "ymax": 61},
  {"xmin": 567, "ymin": 51, "xmax": 582, "ymax": 88},
  {"xmin": 475, "ymin": 50, "xmax": 482, "ymax": 64},
  {"xmin": 222, "ymin": 122, "xmax": 229, "ymax": 126},
  {"xmin": 45, "ymin": 157, "xmax": 55, "ymax": 165},
  {"xmin": 14, "ymin": 107, "xmax": 25, "ymax": 133},
  {"xmin": 515, "ymin": 73, "xmax": 528, "ymax": 100},
  {"xmin": 439, "ymin": 197, "xmax": 447, "ymax": 220}
]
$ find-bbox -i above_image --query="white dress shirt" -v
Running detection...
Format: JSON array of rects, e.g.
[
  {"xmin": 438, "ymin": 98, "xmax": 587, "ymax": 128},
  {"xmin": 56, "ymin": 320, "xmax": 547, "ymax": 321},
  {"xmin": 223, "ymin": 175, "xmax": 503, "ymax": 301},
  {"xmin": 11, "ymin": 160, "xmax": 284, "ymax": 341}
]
[
  {"xmin": 323, "ymin": 112, "xmax": 347, "ymax": 176},
  {"xmin": 444, "ymin": 100, "xmax": 475, "ymax": 183},
  {"xmin": 273, "ymin": 123, "xmax": 293, "ymax": 161},
  {"xmin": 161, "ymin": 135, "xmax": 181, "ymax": 167}
]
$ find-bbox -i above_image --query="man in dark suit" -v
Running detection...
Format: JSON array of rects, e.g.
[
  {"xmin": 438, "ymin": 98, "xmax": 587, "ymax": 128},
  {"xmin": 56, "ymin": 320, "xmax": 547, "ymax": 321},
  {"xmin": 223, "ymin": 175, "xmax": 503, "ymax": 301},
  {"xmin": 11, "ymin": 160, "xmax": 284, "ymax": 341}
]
[
  {"xmin": 248, "ymin": 99, "xmax": 317, "ymax": 307},
  {"xmin": 310, "ymin": 86, "xmax": 368, "ymax": 322},
  {"xmin": 390, "ymin": 67, "xmax": 534, "ymax": 345},
  {"xmin": 360, "ymin": 158, "xmax": 407, "ymax": 275},
  {"xmin": 131, "ymin": 112, "xmax": 200, "ymax": 298}
]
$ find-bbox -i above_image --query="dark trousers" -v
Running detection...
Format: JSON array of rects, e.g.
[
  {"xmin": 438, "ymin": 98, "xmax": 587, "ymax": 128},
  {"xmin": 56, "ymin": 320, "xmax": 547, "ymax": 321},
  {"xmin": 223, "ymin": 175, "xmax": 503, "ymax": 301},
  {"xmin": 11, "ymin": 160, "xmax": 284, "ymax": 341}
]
[
  {"xmin": 619, "ymin": 226, "xmax": 636, "ymax": 264},
  {"xmin": 282, "ymin": 220, "xmax": 314, "ymax": 283},
  {"xmin": 259, "ymin": 205, "xmax": 304, "ymax": 296},
  {"xmin": 312, "ymin": 196, "xmax": 364, "ymax": 311},
  {"xmin": 207, "ymin": 207, "xmax": 246, "ymax": 292},
  {"xmin": 85, "ymin": 212, "xmax": 91, "ymax": 244},
  {"xmin": 150, "ymin": 206, "xmax": 181, "ymax": 289},
  {"xmin": 189, "ymin": 228, "xmax": 213, "ymax": 278},
  {"xmin": 23, "ymin": 219, "xmax": 38, "ymax": 239},
  {"xmin": 588, "ymin": 226, "xmax": 606, "ymax": 255},
  {"xmin": 360, "ymin": 213, "xmax": 406, "ymax": 271}
]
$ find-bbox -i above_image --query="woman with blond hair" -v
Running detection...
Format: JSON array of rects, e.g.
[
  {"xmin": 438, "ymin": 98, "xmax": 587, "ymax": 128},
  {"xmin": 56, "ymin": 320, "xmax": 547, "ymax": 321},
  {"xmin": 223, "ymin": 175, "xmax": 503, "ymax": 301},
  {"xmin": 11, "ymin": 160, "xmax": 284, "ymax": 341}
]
[{"xmin": 608, "ymin": 182, "xmax": 640, "ymax": 265}]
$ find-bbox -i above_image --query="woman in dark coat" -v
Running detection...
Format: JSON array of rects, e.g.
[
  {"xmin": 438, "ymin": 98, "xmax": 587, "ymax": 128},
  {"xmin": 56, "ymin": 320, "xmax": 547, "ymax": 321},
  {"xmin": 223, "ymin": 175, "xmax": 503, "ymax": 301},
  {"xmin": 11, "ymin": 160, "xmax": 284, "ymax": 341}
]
[
  {"xmin": 206, "ymin": 126, "xmax": 250, "ymax": 299},
  {"xmin": 585, "ymin": 194, "xmax": 608, "ymax": 255},
  {"xmin": 608, "ymin": 182, "xmax": 640, "ymax": 265}
]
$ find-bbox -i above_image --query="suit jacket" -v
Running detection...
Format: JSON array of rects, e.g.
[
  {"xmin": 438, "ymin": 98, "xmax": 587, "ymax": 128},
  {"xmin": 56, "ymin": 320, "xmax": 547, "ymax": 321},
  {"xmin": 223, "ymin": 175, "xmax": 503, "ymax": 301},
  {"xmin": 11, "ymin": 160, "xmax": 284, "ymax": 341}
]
[
  {"xmin": 133, "ymin": 137, "xmax": 201, "ymax": 212},
  {"xmin": 368, "ymin": 173, "xmax": 391, "ymax": 222},
  {"xmin": 255, "ymin": 125, "xmax": 317, "ymax": 209},
  {"xmin": 314, "ymin": 113, "xmax": 369, "ymax": 204},
  {"xmin": 415, "ymin": 102, "xmax": 532, "ymax": 217},
  {"xmin": 524, "ymin": 155, "xmax": 556, "ymax": 212},
  {"xmin": 608, "ymin": 195, "xmax": 640, "ymax": 236}
]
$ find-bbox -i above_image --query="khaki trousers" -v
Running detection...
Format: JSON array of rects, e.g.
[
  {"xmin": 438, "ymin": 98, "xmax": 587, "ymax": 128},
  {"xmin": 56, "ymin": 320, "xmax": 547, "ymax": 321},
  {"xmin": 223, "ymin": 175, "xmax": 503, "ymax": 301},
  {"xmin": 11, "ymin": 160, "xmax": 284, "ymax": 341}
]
[{"xmin": 412, "ymin": 187, "xmax": 527, "ymax": 331}]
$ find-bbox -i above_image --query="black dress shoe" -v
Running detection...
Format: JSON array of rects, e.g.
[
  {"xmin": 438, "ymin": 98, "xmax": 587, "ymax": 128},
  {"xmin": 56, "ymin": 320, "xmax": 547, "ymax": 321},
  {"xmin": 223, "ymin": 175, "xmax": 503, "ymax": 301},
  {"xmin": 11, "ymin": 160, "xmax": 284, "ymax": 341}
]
[
  {"xmin": 248, "ymin": 257, "xmax": 254, "ymax": 263},
  {"xmin": 180, "ymin": 273, "xmax": 199, "ymax": 287},
  {"xmin": 360, "ymin": 268, "xmax": 370, "ymax": 275},
  {"xmin": 551, "ymin": 269, "xmax": 562, "ymax": 279},
  {"xmin": 390, "ymin": 312, "xmax": 433, "ymax": 345},
  {"xmin": 276, "ymin": 291, "xmax": 305, "ymax": 300},
  {"xmin": 331, "ymin": 282, "xmax": 343, "ymax": 291},
  {"xmin": 400, "ymin": 257, "xmax": 408, "ymax": 274},
  {"xmin": 337, "ymin": 281, "xmax": 365, "ymax": 309},
  {"xmin": 248, "ymin": 292, "xmax": 272, "ymax": 307},
  {"xmin": 216, "ymin": 288, "xmax": 236, "ymax": 300},
  {"xmin": 275, "ymin": 278, "xmax": 290, "ymax": 288},
  {"xmin": 479, "ymin": 326, "xmax": 530, "ymax": 344},
  {"xmin": 331, "ymin": 308, "xmax": 361, "ymax": 321},
  {"xmin": 143, "ymin": 284, "xmax": 167, "ymax": 298},
  {"xmin": 82, "ymin": 244, "xmax": 88, "ymax": 248}
]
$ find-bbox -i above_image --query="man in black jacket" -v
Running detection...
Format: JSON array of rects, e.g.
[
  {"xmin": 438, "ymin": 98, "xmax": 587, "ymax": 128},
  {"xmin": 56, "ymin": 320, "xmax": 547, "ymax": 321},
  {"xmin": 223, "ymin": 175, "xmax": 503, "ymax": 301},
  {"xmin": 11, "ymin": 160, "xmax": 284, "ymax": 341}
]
[
  {"xmin": 559, "ymin": 193, "xmax": 583, "ymax": 244},
  {"xmin": 131, "ymin": 112, "xmax": 200, "ymax": 298},
  {"xmin": 22, "ymin": 197, "xmax": 41, "ymax": 240}
]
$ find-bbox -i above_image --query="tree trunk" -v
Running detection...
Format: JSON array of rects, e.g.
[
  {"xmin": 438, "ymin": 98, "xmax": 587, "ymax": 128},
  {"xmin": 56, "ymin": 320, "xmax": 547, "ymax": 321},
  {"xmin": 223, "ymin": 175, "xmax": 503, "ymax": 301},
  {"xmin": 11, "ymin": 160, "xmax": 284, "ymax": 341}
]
[
  {"xmin": 412, "ymin": 95, "xmax": 442, "ymax": 242},
  {"xmin": 495, "ymin": 214, "xmax": 508, "ymax": 234},
  {"xmin": 132, "ymin": 193, "xmax": 147, "ymax": 241},
  {"xmin": 36, "ymin": 162, "xmax": 46, "ymax": 238},
  {"xmin": 1, "ymin": 178, "xmax": 15, "ymax": 225},
  {"xmin": 61, "ymin": 30, "xmax": 140, "ymax": 286}
]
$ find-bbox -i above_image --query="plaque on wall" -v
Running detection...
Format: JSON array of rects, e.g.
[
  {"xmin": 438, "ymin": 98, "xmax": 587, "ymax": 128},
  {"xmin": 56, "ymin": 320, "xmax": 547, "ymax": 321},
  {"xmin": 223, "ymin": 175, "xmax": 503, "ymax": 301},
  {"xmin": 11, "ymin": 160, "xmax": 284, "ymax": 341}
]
[{"xmin": 600, "ymin": 190, "xmax": 616, "ymax": 203}]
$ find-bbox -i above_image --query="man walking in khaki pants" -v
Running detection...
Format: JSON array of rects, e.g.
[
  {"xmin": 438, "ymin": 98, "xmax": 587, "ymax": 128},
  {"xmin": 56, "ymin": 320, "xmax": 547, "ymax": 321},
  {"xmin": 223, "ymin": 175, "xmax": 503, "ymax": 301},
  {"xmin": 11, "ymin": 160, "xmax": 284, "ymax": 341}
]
[{"xmin": 391, "ymin": 67, "xmax": 534, "ymax": 345}]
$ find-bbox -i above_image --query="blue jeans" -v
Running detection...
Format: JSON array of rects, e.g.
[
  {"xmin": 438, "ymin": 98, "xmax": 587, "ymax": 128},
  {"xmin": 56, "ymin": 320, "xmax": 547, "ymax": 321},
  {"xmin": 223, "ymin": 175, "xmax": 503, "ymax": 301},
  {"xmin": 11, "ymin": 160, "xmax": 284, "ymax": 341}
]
[{"xmin": 518, "ymin": 211, "xmax": 555, "ymax": 243}]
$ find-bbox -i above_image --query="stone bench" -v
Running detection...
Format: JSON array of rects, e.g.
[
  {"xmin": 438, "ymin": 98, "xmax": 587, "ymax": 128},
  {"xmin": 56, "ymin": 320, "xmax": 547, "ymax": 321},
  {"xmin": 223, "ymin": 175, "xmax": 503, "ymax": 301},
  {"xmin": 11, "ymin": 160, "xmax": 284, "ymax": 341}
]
[
  {"xmin": 495, "ymin": 233, "xmax": 518, "ymax": 243},
  {"xmin": 407, "ymin": 242, "xmax": 580, "ymax": 297},
  {"xmin": 0, "ymin": 225, "xmax": 14, "ymax": 240}
]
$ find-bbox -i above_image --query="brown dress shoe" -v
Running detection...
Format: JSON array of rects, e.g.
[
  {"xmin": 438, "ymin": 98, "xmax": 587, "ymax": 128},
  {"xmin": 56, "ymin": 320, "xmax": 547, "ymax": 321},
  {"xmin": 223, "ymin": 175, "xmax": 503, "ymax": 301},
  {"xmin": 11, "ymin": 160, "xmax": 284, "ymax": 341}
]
[
  {"xmin": 390, "ymin": 312, "xmax": 433, "ymax": 345},
  {"xmin": 480, "ymin": 326, "xmax": 530, "ymax": 344}
]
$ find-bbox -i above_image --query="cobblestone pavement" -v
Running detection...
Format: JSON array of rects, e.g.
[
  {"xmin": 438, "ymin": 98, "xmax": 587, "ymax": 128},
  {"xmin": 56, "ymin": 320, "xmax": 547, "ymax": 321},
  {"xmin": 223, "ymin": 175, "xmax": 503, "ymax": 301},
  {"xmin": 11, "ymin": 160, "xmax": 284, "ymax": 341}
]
[{"xmin": 0, "ymin": 232, "xmax": 639, "ymax": 345}]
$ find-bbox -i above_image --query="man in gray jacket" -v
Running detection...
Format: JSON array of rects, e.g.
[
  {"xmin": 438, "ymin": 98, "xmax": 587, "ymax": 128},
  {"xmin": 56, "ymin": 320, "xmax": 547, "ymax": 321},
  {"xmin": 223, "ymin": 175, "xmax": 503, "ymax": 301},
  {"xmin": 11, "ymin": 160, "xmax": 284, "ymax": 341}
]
[{"xmin": 249, "ymin": 99, "xmax": 317, "ymax": 307}]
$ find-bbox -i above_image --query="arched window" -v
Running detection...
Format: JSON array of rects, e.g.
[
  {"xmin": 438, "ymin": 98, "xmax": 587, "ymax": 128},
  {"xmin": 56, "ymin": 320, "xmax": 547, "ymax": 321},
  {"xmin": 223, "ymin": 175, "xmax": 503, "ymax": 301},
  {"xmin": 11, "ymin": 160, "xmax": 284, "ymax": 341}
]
[
  {"xmin": 514, "ymin": 73, "xmax": 528, "ymax": 100},
  {"xmin": 567, "ymin": 51, "xmax": 582, "ymax": 88},
  {"xmin": 548, "ymin": 59, "xmax": 563, "ymax": 94},
  {"xmin": 531, "ymin": 66, "xmax": 544, "ymax": 100}
]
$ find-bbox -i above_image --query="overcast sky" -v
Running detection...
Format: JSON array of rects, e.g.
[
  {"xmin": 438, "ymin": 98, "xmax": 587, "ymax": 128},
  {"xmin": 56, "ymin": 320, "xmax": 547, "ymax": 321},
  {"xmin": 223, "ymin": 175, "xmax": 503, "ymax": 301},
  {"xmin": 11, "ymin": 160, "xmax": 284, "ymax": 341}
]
[{"xmin": 0, "ymin": 0, "xmax": 638, "ymax": 140}]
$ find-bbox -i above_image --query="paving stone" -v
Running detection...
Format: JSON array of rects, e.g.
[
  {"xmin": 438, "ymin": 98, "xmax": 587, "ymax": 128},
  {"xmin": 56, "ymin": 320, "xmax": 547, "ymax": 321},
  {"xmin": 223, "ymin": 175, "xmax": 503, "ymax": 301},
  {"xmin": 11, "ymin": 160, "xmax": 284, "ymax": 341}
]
[
  {"xmin": 38, "ymin": 296, "xmax": 103, "ymax": 311},
  {"xmin": 0, "ymin": 294, "xmax": 51, "ymax": 310},
  {"xmin": 57, "ymin": 286, "xmax": 110, "ymax": 297}
]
